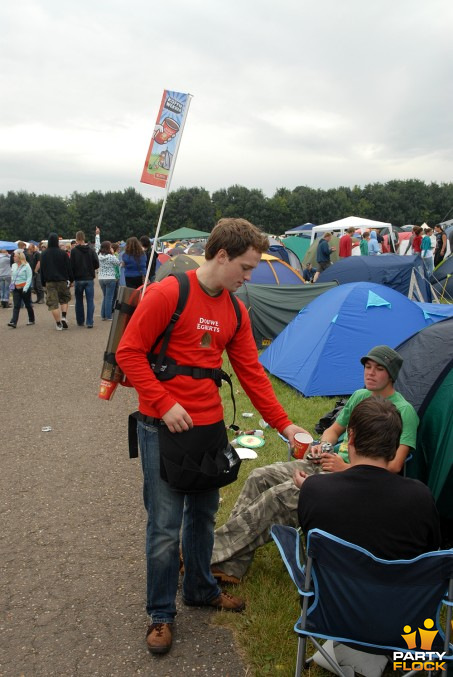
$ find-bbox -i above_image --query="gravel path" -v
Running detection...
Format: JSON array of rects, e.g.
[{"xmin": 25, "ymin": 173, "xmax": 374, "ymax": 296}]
[{"xmin": 1, "ymin": 290, "xmax": 248, "ymax": 677}]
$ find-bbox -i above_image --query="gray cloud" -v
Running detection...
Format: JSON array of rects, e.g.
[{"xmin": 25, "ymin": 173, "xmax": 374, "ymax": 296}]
[{"xmin": 1, "ymin": 0, "xmax": 452, "ymax": 198}]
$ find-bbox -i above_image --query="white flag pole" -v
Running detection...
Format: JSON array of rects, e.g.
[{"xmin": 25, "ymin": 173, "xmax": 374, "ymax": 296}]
[{"xmin": 141, "ymin": 93, "xmax": 193, "ymax": 297}]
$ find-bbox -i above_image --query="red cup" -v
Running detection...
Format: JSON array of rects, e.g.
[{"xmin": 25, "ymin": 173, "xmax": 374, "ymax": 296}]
[
  {"xmin": 98, "ymin": 379, "xmax": 118, "ymax": 401},
  {"xmin": 154, "ymin": 117, "xmax": 180, "ymax": 144},
  {"xmin": 292, "ymin": 432, "xmax": 313, "ymax": 459}
]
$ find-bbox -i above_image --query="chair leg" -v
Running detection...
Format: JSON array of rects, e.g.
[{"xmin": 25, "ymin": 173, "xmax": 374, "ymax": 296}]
[
  {"xmin": 309, "ymin": 637, "xmax": 349, "ymax": 677},
  {"xmin": 295, "ymin": 637, "xmax": 306, "ymax": 677}
]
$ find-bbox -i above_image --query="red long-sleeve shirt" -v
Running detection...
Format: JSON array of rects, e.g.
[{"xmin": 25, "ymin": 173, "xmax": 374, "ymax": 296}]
[
  {"xmin": 412, "ymin": 235, "xmax": 422, "ymax": 253},
  {"xmin": 116, "ymin": 270, "xmax": 292, "ymax": 432},
  {"xmin": 339, "ymin": 234, "xmax": 352, "ymax": 257}
]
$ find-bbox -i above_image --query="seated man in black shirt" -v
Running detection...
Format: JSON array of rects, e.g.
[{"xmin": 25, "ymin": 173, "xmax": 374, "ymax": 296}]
[{"xmin": 296, "ymin": 397, "xmax": 440, "ymax": 559}]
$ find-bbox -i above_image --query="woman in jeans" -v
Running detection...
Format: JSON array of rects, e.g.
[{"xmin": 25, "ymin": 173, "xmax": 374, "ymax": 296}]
[
  {"xmin": 8, "ymin": 250, "xmax": 35, "ymax": 328},
  {"xmin": 97, "ymin": 240, "xmax": 120, "ymax": 321},
  {"xmin": 122, "ymin": 237, "xmax": 147, "ymax": 288},
  {"xmin": 0, "ymin": 248, "xmax": 12, "ymax": 308}
]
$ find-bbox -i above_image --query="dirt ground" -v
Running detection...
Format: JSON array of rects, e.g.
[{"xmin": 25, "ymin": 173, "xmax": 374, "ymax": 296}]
[{"xmin": 0, "ymin": 286, "xmax": 247, "ymax": 677}]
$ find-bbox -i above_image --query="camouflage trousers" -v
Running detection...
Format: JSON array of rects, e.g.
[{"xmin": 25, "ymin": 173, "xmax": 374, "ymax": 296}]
[{"xmin": 211, "ymin": 459, "xmax": 323, "ymax": 579}]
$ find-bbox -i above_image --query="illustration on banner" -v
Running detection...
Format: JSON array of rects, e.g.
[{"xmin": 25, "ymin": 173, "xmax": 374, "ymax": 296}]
[{"xmin": 141, "ymin": 91, "xmax": 188, "ymax": 189}]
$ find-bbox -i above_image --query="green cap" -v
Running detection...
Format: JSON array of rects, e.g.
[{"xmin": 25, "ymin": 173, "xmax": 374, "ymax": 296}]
[{"xmin": 360, "ymin": 345, "xmax": 403, "ymax": 382}]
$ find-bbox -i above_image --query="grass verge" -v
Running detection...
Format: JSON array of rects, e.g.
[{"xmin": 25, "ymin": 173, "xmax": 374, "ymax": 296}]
[{"xmin": 215, "ymin": 357, "xmax": 337, "ymax": 676}]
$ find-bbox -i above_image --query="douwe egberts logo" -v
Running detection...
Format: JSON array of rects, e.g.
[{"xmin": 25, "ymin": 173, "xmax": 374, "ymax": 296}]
[{"xmin": 392, "ymin": 618, "xmax": 446, "ymax": 671}]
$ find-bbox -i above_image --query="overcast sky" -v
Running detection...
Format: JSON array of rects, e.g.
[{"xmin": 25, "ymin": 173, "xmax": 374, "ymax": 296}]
[{"xmin": 2, "ymin": 0, "xmax": 453, "ymax": 200}]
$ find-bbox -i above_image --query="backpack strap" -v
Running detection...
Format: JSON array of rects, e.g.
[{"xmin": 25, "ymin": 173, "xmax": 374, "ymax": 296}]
[
  {"xmin": 151, "ymin": 272, "xmax": 189, "ymax": 375},
  {"xmin": 229, "ymin": 291, "xmax": 242, "ymax": 339},
  {"xmin": 148, "ymin": 272, "xmax": 241, "ymax": 429}
]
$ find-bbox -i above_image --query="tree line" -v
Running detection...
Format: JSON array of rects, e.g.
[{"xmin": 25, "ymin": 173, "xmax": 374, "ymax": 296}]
[{"xmin": 1, "ymin": 179, "xmax": 452, "ymax": 244}]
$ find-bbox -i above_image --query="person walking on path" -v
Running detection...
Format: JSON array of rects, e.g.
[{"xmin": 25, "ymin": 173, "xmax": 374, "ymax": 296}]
[
  {"xmin": 140, "ymin": 235, "xmax": 157, "ymax": 283},
  {"xmin": 116, "ymin": 218, "xmax": 309, "ymax": 656},
  {"xmin": 40, "ymin": 232, "xmax": 74, "ymax": 330},
  {"xmin": 121, "ymin": 237, "xmax": 147, "ymax": 289},
  {"xmin": 313, "ymin": 232, "xmax": 336, "ymax": 282},
  {"xmin": 95, "ymin": 233, "xmax": 120, "ymax": 321},
  {"xmin": 0, "ymin": 248, "xmax": 12, "ymax": 308},
  {"xmin": 7, "ymin": 250, "xmax": 35, "ymax": 328},
  {"xmin": 28, "ymin": 244, "xmax": 45, "ymax": 304},
  {"xmin": 70, "ymin": 230, "xmax": 99, "ymax": 328}
]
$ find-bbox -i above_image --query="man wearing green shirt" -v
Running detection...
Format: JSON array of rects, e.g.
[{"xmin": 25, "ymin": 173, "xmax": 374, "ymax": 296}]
[
  {"xmin": 307, "ymin": 345, "xmax": 418, "ymax": 475},
  {"xmin": 211, "ymin": 345, "xmax": 418, "ymax": 583}
]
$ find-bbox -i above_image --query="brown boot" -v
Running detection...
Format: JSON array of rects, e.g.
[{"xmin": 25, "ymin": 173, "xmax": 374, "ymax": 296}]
[
  {"xmin": 208, "ymin": 591, "xmax": 245, "ymax": 612},
  {"xmin": 211, "ymin": 566, "xmax": 241, "ymax": 585},
  {"xmin": 146, "ymin": 622, "xmax": 173, "ymax": 654}
]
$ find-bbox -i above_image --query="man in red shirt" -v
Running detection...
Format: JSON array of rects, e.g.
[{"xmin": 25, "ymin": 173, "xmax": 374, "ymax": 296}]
[
  {"xmin": 338, "ymin": 227, "xmax": 356, "ymax": 258},
  {"xmin": 116, "ymin": 218, "xmax": 308, "ymax": 655}
]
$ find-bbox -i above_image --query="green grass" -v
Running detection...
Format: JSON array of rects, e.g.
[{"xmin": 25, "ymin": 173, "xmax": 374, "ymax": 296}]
[{"xmin": 215, "ymin": 356, "xmax": 337, "ymax": 676}]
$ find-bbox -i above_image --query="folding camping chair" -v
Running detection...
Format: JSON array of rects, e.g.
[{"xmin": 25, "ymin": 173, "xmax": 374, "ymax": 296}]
[{"xmin": 271, "ymin": 524, "xmax": 453, "ymax": 677}]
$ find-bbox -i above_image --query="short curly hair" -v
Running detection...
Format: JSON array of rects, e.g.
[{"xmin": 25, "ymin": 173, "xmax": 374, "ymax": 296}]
[{"xmin": 205, "ymin": 218, "xmax": 269, "ymax": 261}]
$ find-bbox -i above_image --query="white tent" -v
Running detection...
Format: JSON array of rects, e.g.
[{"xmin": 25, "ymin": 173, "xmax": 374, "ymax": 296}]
[{"xmin": 310, "ymin": 216, "xmax": 392, "ymax": 244}]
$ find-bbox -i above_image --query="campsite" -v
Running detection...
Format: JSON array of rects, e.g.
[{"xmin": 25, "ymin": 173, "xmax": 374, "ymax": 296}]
[
  {"xmin": 3, "ymin": 2, "xmax": 453, "ymax": 671},
  {"xmin": 2, "ymin": 227, "xmax": 453, "ymax": 677}
]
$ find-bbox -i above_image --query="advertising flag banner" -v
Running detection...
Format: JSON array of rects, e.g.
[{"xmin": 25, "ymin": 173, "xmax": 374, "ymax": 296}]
[{"xmin": 140, "ymin": 90, "xmax": 189, "ymax": 189}]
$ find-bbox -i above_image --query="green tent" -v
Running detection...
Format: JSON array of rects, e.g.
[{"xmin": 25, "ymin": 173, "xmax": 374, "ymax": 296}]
[
  {"xmin": 283, "ymin": 236, "xmax": 311, "ymax": 263},
  {"xmin": 158, "ymin": 227, "xmax": 210, "ymax": 242},
  {"xmin": 235, "ymin": 281, "xmax": 338, "ymax": 349},
  {"xmin": 416, "ymin": 369, "xmax": 453, "ymax": 519},
  {"xmin": 395, "ymin": 317, "xmax": 453, "ymax": 522},
  {"xmin": 302, "ymin": 235, "xmax": 341, "ymax": 267}
]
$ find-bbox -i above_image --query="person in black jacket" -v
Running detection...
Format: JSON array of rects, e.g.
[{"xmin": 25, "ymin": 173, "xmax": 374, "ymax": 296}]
[
  {"xmin": 296, "ymin": 397, "xmax": 440, "ymax": 560},
  {"xmin": 70, "ymin": 231, "xmax": 99, "ymax": 328},
  {"xmin": 40, "ymin": 233, "xmax": 74, "ymax": 330},
  {"xmin": 140, "ymin": 235, "xmax": 157, "ymax": 283}
]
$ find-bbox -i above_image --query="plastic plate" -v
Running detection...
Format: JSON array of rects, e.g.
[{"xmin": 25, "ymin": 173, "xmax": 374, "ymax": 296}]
[{"xmin": 236, "ymin": 435, "xmax": 265, "ymax": 449}]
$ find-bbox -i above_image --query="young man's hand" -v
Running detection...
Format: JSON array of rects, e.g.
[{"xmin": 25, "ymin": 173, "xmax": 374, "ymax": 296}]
[
  {"xmin": 162, "ymin": 403, "xmax": 193, "ymax": 433},
  {"xmin": 282, "ymin": 424, "xmax": 310, "ymax": 450},
  {"xmin": 293, "ymin": 469, "xmax": 308, "ymax": 489},
  {"xmin": 320, "ymin": 453, "xmax": 348, "ymax": 473}
]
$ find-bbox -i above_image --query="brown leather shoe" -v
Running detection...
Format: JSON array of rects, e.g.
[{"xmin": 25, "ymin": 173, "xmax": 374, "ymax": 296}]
[
  {"xmin": 146, "ymin": 622, "xmax": 173, "ymax": 654},
  {"xmin": 211, "ymin": 566, "xmax": 241, "ymax": 585},
  {"xmin": 209, "ymin": 591, "xmax": 245, "ymax": 612}
]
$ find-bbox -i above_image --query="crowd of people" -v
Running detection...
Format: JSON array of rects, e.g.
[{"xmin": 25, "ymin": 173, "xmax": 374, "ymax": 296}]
[
  {"xmin": 2, "ymin": 230, "xmax": 157, "ymax": 329},
  {"xmin": 308, "ymin": 223, "xmax": 449, "ymax": 281}
]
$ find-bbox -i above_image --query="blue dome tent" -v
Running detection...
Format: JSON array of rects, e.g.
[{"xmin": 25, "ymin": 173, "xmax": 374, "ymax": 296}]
[
  {"xmin": 317, "ymin": 254, "xmax": 432, "ymax": 302},
  {"xmin": 259, "ymin": 282, "xmax": 431, "ymax": 396}
]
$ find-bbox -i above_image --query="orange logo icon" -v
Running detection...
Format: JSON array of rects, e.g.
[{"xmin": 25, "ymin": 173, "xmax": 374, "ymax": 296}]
[{"xmin": 401, "ymin": 619, "xmax": 438, "ymax": 651}]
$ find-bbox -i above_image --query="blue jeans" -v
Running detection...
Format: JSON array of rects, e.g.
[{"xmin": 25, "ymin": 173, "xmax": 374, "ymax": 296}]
[
  {"xmin": 11, "ymin": 288, "xmax": 34, "ymax": 324},
  {"xmin": 0, "ymin": 276, "xmax": 11, "ymax": 302},
  {"xmin": 137, "ymin": 420, "xmax": 221, "ymax": 622},
  {"xmin": 99, "ymin": 279, "xmax": 116, "ymax": 320},
  {"xmin": 74, "ymin": 280, "xmax": 95, "ymax": 326}
]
